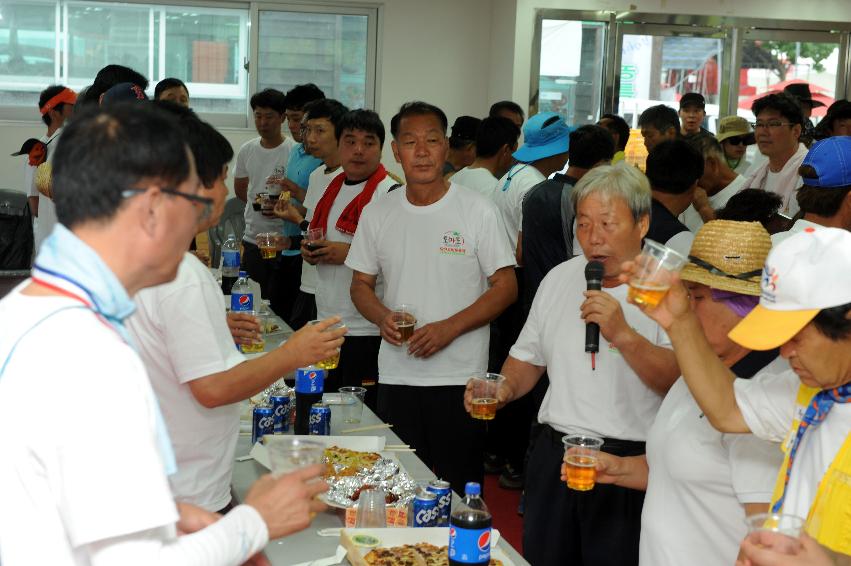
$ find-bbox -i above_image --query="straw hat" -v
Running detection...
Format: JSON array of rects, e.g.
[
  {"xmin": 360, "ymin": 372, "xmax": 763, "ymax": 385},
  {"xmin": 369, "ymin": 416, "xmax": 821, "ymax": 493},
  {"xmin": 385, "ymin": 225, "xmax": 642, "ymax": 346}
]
[{"xmin": 680, "ymin": 220, "xmax": 772, "ymax": 296}]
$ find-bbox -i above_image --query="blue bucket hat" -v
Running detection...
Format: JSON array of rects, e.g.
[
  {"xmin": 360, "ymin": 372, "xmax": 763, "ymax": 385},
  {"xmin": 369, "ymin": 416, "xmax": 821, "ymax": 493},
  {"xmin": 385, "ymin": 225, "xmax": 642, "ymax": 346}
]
[
  {"xmin": 801, "ymin": 137, "xmax": 851, "ymax": 188},
  {"xmin": 513, "ymin": 112, "xmax": 571, "ymax": 163}
]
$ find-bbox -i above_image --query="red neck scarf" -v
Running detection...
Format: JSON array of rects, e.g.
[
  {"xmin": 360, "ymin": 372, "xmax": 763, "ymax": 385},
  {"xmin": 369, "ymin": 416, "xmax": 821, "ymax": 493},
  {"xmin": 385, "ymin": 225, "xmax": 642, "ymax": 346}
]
[{"xmin": 310, "ymin": 165, "xmax": 388, "ymax": 236}]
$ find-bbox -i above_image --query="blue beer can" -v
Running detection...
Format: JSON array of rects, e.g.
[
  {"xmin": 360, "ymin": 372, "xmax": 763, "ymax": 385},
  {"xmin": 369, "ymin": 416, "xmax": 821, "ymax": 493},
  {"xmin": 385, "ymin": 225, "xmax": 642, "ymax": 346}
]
[
  {"xmin": 252, "ymin": 405, "xmax": 274, "ymax": 445},
  {"xmin": 269, "ymin": 391, "xmax": 291, "ymax": 433},
  {"xmin": 308, "ymin": 402, "xmax": 331, "ymax": 436},
  {"xmin": 295, "ymin": 366, "xmax": 325, "ymax": 394},
  {"xmin": 412, "ymin": 491, "xmax": 439, "ymax": 527},
  {"xmin": 426, "ymin": 479, "xmax": 452, "ymax": 526}
]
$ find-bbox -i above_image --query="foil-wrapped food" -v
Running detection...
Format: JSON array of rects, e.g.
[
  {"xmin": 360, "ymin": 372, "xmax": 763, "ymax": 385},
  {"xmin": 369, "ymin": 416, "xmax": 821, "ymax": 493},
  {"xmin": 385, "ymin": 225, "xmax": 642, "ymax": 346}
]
[{"xmin": 323, "ymin": 455, "xmax": 419, "ymax": 508}]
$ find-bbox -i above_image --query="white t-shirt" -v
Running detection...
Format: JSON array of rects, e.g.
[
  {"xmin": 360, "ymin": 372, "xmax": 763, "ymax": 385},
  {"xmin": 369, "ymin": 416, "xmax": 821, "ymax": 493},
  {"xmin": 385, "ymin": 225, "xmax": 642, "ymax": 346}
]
[
  {"xmin": 734, "ymin": 369, "xmax": 851, "ymax": 520},
  {"xmin": 315, "ymin": 176, "xmax": 396, "ymax": 335},
  {"xmin": 493, "ymin": 164, "xmax": 546, "ymax": 254},
  {"xmin": 450, "ymin": 167, "xmax": 499, "ymax": 199},
  {"xmin": 126, "ymin": 253, "xmax": 245, "ymax": 511},
  {"xmin": 0, "ymin": 287, "xmax": 178, "ymax": 565},
  {"xmin": 679, "ymin": 175, "xmax": 749, "ymax": 232},
  {"xmin": 346, "ymin": 184, "xmax": 515, "ymax": 386},
  {"xmin": 734, "ymin": 158, "xmax": 752, "ymax": 176},
  {"xmin": 235, "ymin": 136, "xmax": 295, "ymax": 243},
  {"xmin": 640, "ymin": 356, "xmax": 789, "ymax": 566},
  {"xmin": 510, "ymin": 256, "xmax": 670, "ymax": 440},
  {"xmin": 300, "ymin": 165, "xmax": 342, "ymax": 294},
  {"xmin": 770, "ymin": 218, "xmax": 822, "ymax": 246}
]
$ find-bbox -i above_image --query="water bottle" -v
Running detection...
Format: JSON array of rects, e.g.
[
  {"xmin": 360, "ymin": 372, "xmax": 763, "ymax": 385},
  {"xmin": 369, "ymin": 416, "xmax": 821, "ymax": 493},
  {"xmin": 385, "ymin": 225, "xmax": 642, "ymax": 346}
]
[
  {"xmin": 230, "ymin": 271, "xmax": 253, "ymax": 312},
  {"xmin": 449, "ymin": 482, "xmax": 492, "ymax": 566},
  {"xmin": 221, "ymin": 233, "xmax": 240, "ymax": 294}
]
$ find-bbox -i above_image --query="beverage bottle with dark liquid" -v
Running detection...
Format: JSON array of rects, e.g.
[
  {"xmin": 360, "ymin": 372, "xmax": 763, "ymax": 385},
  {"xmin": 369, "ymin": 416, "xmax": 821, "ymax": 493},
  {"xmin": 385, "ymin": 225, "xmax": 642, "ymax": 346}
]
[
  {"xmin": 448, "ymin": 482, "xmax": 492, "ymax": 566},
  {"xmin": 294, "ymin": 366, "xmax": 325, "ymax": 435}
]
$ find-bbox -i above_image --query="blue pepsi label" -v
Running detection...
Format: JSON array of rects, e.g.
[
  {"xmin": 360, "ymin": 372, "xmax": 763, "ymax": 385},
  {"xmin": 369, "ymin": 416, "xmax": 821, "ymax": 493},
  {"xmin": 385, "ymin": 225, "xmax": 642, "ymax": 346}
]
[
  {"xmin": 448, "ymin": 526, "xmax": 491, "ymax": 564},
  {"xmin": 221, "ymin": 249, "xmax": 240, "ymax": 268},
  {"xmin": 295, "ymin": 367, "xmax": 324, "ymax": 393},
  {"xmin": 231, "ymin": 292, "xmax": 253, "ymax": 312}
]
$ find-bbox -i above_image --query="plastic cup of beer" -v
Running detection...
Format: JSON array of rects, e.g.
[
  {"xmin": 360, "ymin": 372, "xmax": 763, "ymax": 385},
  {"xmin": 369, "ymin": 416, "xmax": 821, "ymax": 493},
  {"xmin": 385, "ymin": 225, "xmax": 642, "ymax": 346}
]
[
  {"xmin": 627, "ymin": 239, "xmax": 688, "ymax": 309},
  {"xmin": 338, "ymin": 386, "xmax": 367, "ymax": 424},
  {"xmin": 256, "ymin": 232, "xmax": 277, "ymax": 260},
  {"xmin": 307, "ymin": 319, "xmax": 342, "ymax": 370},
  {"xmin": 745, "ymin": 513, "xmax": 806, "ymax": 554},
  {"xmin": 391, "ymin": 304, "xmax": 417, "ymax": 344},
  {"xmin": 562, "ymin": 434, "xmax": 604, "ymax": 491},
  {"xmin": 240, "ymin": 309, "xmax": 266, "ymax": 354},
  {"xmin": 264, "ymin": 437, "xmax": 325, "ymax": 477},
  {"xmin": 469, "ymin": 373, "xmax": 505, "ymax": 421}
]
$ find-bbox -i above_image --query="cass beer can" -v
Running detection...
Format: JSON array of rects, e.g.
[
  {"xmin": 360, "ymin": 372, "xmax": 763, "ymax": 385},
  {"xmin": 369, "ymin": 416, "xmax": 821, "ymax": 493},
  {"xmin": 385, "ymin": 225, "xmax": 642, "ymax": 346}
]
[
  {"xmin": 251, "ymin": 405, "xmax": 274, "ymax": 445},
  {"xmin": 412, "ymin": 491, "xmax": 439, "ymax": 527},
  {"xmin": 426, "ymin": 479, "xmax": 452, "ymax": 526},
  {"xmin": 308, "ymin": 402, "xmax": 331, "ymax": 436},
  {"xmin": 269, "ymin": 391, "xmax": 291, "ymax": 433}
]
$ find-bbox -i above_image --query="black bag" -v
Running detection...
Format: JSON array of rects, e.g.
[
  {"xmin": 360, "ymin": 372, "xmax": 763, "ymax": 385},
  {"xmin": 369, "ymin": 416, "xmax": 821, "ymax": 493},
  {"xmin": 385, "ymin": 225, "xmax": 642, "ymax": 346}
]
[{"xmin": 0, "ymin": 189, "xmax": 34, "ymax": 269}]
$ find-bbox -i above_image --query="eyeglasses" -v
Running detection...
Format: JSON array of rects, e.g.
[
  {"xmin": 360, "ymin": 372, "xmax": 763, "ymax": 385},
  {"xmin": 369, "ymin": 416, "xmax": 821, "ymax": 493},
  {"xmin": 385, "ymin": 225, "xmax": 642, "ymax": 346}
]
[
  {"xmin": 725, "ymin": 136, "xmax": 747, "ymax": 146},
  {"xmin": 122, "ymin": 187, "xmax": 213, "ymax": 221},
  {"xmin": 751, "ymin": 120, "xmax": 794, "ymax": 130}
]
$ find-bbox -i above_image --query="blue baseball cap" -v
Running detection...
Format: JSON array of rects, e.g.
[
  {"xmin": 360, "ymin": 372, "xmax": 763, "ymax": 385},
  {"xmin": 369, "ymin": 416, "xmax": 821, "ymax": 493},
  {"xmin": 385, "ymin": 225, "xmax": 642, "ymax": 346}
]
[
  {"xmin": 801, "ymin": 137, "xmax": 851, "ymax": 188},
  {"xmin": 101, "ymin": 82, "xmax": 149, "ymax": 106},
  {"xmin": 513, "ymin": 112, "xmax": 571, "ymax": 163}
]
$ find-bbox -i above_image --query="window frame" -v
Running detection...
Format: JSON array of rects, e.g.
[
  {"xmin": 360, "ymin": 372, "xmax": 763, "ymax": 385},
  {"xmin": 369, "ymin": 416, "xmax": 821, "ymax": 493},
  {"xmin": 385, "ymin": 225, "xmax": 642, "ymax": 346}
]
[{"xmin": 0, "ymin": 0, "xmax": 380, "ymax": 128}]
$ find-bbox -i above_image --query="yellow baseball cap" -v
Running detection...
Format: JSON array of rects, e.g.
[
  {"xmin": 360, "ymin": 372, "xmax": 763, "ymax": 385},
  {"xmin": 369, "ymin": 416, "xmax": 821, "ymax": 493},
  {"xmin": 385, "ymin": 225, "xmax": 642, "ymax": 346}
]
[{"xmin": 728, "ymin": 227, "xmax": 851, "ymax": 350}]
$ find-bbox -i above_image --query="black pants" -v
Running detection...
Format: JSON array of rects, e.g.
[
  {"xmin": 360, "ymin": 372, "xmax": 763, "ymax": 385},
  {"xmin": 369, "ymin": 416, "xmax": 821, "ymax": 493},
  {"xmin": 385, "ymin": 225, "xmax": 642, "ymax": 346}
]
[
  {"xmin": 523, "ymin": 425, "xmax": 646, "ymax": 566},
  {"xmin": 289, "ymin": 291, "xmax": 316, "ymax": 330},
  {"xmin": 377, "ymin": 384, "xmax": 484, "ymax": 496},
  {"xmin": 268, "ymin": 253, "xmax": 303, "ymax": 324},
  {"xmin": 241, "ymin": 241, "xmax": 276, "ymax": 300},
  {"xmin": 326, "ymin": 335, "xmax": 380, "ymax": 393}
]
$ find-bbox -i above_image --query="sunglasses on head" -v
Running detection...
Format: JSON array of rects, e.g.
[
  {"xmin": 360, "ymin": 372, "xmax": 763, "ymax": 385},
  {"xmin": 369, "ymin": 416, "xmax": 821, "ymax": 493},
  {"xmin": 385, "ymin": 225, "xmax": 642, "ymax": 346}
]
[{"xmin": 725, "ymin": 136, "xmax": 747, "ymax": 146}]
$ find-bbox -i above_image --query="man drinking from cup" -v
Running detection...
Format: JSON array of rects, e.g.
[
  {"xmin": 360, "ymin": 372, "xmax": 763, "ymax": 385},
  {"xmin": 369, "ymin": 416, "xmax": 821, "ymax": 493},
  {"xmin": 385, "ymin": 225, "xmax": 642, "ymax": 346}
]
[
  {"xmin": 464, "ymin": 163, "xmax": 679, "ymax": 566},
  {"xmin": 626, "ymin": 226, "xmax": 851, "ymax": 560}
]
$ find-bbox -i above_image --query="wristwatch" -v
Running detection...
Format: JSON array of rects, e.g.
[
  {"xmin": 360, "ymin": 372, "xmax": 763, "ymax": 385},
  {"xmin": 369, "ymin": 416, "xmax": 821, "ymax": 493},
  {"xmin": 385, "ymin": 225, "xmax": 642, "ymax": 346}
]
[{"xmin": 299, "ymin": 220, "xmax": 310, "ymax": 232}]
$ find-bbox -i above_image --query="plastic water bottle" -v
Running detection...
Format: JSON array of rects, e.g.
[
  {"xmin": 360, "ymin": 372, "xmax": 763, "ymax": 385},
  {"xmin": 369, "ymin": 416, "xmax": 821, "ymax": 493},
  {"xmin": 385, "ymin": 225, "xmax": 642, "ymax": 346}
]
[
  {"xmin": 449, "ymin": 482, "xmax": 492, "ymax": 566},
  {"xmin": 230, "ymin": 271, "xmax": 253, "ymax": 312},
  {"xmin": 221, "ymin": 233, "xmax": 240, "ymax": 294}
]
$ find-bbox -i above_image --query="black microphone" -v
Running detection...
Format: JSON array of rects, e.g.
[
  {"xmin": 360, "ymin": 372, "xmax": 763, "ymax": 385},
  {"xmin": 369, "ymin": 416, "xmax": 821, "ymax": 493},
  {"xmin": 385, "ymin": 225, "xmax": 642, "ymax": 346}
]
[{"xmin": 584, "ymin": 261, "xmax": 605, "ymax": 356}]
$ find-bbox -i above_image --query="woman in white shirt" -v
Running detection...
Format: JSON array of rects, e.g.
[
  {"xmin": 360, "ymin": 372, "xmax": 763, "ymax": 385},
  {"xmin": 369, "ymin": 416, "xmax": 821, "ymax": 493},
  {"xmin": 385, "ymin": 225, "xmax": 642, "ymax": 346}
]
[{"xmin": 563, "ymin": 220, "xmax": 786, "ymax": 566}]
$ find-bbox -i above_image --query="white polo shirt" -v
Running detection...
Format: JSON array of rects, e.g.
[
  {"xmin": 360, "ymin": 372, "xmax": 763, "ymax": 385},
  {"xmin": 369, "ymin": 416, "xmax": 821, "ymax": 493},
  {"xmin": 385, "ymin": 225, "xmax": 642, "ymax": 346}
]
[
  {"xmin": 640, "ymin": 354, "xmax": 789, "ymax": 566},
  {"xmin": 0, "ymin": 289, "xmax": 178, "ymax": 564},
  {"xmin": 315, "ymin": 176, "xmax": 397, "ymax": 335},
  {"xmin": 126, "ymin": 253, "xmax": 246, "ymax": 512},
  {"xmin": 734, "ymin": 369, "xmax": 851, "ymax": 520},
  {"xmin": 346, "ymin": 183, "xmax": 515, "ymax": 386},
  {"xmin": 510, "ymin": 256, "xmax": 670, "ymax": 440}
]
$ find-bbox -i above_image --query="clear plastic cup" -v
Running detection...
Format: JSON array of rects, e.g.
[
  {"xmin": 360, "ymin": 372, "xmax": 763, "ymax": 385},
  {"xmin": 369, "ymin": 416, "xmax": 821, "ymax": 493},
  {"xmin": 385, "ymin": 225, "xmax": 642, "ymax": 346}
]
[
  {"xmin": 627, "ymin": 239, "xmax": 688, "ymax": 308},
  {"xmin": 264, "ymin": 437, "xmax": 325, "ymax": 477},
  {"xmin": 469, "ymin": 373, "xmax": 506, "ymax": 421},
  {"xmin": 391, "ymin": 304, "xmax": 417, "ymax": 344},
  {"xmin": 355, "ymin": 488, "xmax": 387, "ymax": 528},
  {"xmin": 307, "ymin": 319, "xmax": 342, "ymax": 370},
  {"xmin": 338, "ymin": 386, "xmax": 367, "ymax": 424},
  {"xmin": 745, "ymin": 513, "xmax": 806, "ymax": 554},
  {"xmin": 305, "ymin": 227, "xmax": 325, "ymax": 251},
  {"xmin": 256, "ymin": 232, "xmax": 277, "ymax": 259},
  {"xmin": 240, "ymin": 309, "xmax": 266, "ymax": 354},
  {"xmin": 562, "ymin": 434, "xmax": 604, "ymax": 491}
]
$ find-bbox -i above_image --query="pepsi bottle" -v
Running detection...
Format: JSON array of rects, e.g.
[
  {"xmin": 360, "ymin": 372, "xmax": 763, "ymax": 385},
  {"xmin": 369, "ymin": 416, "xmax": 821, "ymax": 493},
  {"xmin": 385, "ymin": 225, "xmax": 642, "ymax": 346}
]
[
  {"xmin": 448, "ymin": 482, "xmax": 492, "ymax": 566},
  {"xmin": 294, "ymin": 366, "xmax": 325, "ymax": 435}
]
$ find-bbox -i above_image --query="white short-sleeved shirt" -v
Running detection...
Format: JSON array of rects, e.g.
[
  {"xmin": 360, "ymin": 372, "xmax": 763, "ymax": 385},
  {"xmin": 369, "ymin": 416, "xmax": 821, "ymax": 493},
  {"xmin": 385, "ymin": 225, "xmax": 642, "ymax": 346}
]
[
  {"xmin": 346, "ymin": 184, "xmax": 515, "ymax": 386},
  {"xmin": 300, "ymin": 165, "xmax": 342, "ymax": 294},
  {"xmin": 126, "ymin": 253, "xmax": 246, "ymax": 511},
  {"xmin": 0, "ymin": 288, "xmax": 178, "ymax": 565},
  {"xmin": 493, "ymin": 164, "xmax": 546, "ymax": 254},
  {"xmin": 450, "ymin": 167, "xmax": 499, "ymax": 199},
  {"xmin": 234, "ymin": 136, "xmax": 295, "ymax": 243},
  {"xmin": 510, "ymin": 256, "xmax": 670, "ymax": 440},
  {"xmin": 679, "ymin": 175, "xmax": 749, "ymax": 232},
  {"xmin": 640, "ymin": 355, "xmax": 789, "ymax": 566},
  {"xmin": 734, "ymin": 369, "xmax": 851, "ymax": 520},
  {"xmin": 770, "ymin": 218, "xmax": 822, "ymax": 246},
  {"xmin": 315, "ymin": 176, "xmax": 396, "ymax": 335}
]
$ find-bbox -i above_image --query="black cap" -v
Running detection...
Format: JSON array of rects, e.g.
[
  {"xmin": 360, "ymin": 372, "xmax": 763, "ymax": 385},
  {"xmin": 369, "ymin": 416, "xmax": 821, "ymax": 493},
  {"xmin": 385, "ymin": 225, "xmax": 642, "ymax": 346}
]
[
  {"xmin": 783, "ymin": 83, "xmax": 826, "ymax": 108},
  {"xmin": 449, "ymin": 116, "xmax": 482, "ymax": 142},
  {"xmin": 679, "ymin": 92, "xmax": 706, "ymax": 110},
  {"xmin": 101, "ymin": 82, "xmax": 149, "ymax": 106}
]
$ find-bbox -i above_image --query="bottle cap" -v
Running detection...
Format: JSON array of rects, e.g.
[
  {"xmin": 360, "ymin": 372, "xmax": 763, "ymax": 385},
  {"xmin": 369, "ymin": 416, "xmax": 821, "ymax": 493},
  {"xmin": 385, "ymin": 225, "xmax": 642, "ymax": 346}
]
[
  {"xmin": 238, "ymin": 270, "xmax": 248, "ymax": 277},
  {"xmin": 465, "ymin": 482, "xmax": 481, "ymax": 496}
]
